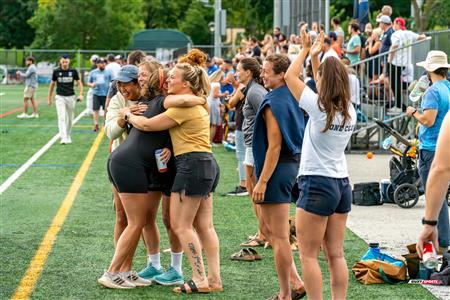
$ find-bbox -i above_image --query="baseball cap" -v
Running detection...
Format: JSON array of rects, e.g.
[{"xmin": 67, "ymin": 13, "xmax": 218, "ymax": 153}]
[
  {"xmin": 96, "ymin": 58, "xmax": 106, "ymax": 64},
  {"xmin": 376, "ymin": 15, "xmax": 392, "ymax": 24},
  {"xmin": 90, "ymin": 54, "xmax": 99, "ymax": 62},
  {"xmin": 60, "ymin": 54, "xmax": 70, "ymax": 59},
  {"xmin": 116, "ymin": 65, "xmax": 139, "ymax": 83},
  {"xmin": 394, "ymin": 17, "xmax": 406, "ymax": 30}
]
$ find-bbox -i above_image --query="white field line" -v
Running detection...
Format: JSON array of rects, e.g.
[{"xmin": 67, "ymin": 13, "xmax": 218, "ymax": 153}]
[{"xmin": 0, "ymin": 109, "xmax": 87, "ymax": 194}]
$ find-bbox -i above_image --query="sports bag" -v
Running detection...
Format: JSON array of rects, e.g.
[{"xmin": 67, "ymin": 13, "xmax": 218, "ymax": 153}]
[
  {"xmin": 352, "ymin": 258, "xmax": 407, "ymax": 284},
  {"xmin": 352, "ymin": 182, "xmax": 382, "ymax": 206}
]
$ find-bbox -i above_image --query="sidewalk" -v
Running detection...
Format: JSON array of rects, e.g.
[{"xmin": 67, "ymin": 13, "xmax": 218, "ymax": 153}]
[{"xmin": 346, "ymin": 154, "xmax": 449, "ymax": 299}]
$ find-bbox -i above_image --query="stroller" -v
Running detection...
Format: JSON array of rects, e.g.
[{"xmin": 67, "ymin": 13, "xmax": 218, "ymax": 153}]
[{"xmin": 375, "ymin": 119, "xmax": 422, "ymax": 208}]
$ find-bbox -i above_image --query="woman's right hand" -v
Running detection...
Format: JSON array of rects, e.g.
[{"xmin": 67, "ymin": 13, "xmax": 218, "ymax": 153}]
[{"xmin": 130, "ymin": 103, "xmax": 148, "ymax": 115}]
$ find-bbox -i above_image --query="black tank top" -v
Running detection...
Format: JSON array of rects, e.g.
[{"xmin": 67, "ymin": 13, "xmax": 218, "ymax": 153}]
[{"xmin": 109, "ymin": 96, "xmax": 174, "ymax": 169}]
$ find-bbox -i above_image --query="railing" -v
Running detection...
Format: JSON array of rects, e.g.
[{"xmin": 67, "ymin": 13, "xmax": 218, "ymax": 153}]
[{"xmin": 347, "ymin": 29, "xmax": 450, "ymax": 149}]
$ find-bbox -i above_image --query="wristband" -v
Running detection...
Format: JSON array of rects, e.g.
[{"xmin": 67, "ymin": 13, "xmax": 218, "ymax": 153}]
[
  {"xmin": 412, "ymin": 109, "xmax": 417, "ymax": 116},
  {"xmin": 422, "ymin": 218, "xmax": 437, "ymax": 226}
]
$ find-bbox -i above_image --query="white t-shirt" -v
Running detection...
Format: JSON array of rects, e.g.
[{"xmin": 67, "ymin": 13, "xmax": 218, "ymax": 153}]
[
  {"xmin": 390, "ymin": 30, "xmax": 419, "ymax": 67},
  {"xmin": 298, "ymin": 87, "xmax": 357, "ymax": 178},
  {"xmin": 105, "ymin": 62, "xmax": 121, "ymax": 80},
  {"xmin": 321, "ymin": 48, "xmax": 339, "ymax": 63},
  {"xmin": 207, "ymin": 82, "xmax": 221, "ymax": 103},
  {"xmin": 348, "ymin": 74, "xmax": 360, "ymax": 105}
]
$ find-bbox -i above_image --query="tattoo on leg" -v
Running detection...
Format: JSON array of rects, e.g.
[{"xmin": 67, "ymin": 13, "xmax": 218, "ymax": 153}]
[{"xmin": 188, "ymin": 242, "xmax": 203, "ymax": 277}]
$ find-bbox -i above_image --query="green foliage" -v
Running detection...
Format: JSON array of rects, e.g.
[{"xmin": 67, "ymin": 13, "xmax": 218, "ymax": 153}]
[
  {"xmin": 179, "ymin": 1, "xmax": 214, "ymax": 45},
  {"xmin": 0, "ymin": 0, "xmax": 37, "ymax": 48},
  {"xmin": 423, "ymin": 0, "xmax": 450, "ymax": 30},
  {"xmin": 29, "ymin": 0, "xmax": 144, "ymax": 50},
  {"xmin": 143, "ymin": 0, "xmax": 194, "ymax": 29}
]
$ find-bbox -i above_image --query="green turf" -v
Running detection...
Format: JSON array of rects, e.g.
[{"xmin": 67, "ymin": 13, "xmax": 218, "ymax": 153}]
[{"xmin": 0, "ymin": 89, "xmax": 435, "ymax": 299}]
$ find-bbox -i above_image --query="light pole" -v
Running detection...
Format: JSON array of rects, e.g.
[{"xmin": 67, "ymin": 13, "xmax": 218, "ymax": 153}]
[
  {"xmin": 208, "ymin": 22, "xmax": 215, "ymax": 58},
  {"xmin": 214, "ymin": 0, "xmax": 222, "ymax": 58}
]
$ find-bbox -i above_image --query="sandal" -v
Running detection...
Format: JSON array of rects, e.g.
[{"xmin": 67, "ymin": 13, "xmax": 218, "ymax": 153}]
[
  {"xmin": 291, "ymin": 286, "xmax": 307, "ymax": 300},
  {"xmin": 172, "ymin": 279, "xmax": 211, "ymax": 294},
  {"xmin": 245, "ymin": 248, "xmax": 262, "ymax": 260},
  {"xmin": 240, "ymin": 237, "xmax": 265, "ymax": 247},
  {"xmin": 210, "ymin": 286, "xmax": 224, "ymax": 292},
  {"xmin": 230, "ymin": 248, "xmax": 255, "ymax": 261}
]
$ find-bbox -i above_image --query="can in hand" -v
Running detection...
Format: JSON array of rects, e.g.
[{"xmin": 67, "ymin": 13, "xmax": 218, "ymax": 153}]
[
  {"xmin": 155, "ymin": 149, "xmax": 168, "ymax": 173},
  {"xmin": 422, "ymin": 242, "xmax": 438, "ymax": 269}
]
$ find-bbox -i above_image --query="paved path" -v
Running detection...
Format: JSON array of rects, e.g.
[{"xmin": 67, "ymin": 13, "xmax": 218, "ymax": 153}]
[{"xmin": 346, "ymin": 154, "xmax": 449, "ymax": 299}]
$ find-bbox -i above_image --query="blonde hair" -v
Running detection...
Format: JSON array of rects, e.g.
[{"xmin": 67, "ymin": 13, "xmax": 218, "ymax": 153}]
[
  {"xmin": 209, "ymin": 70, "xmax": 224, "ymax": 83},
  {"xmin": 175, "ymin": 49, "xmax": 211, "ymax": 97},
  {"xmin": 139, "ymin": 60, "xmax": 166, "ymax": 98}
]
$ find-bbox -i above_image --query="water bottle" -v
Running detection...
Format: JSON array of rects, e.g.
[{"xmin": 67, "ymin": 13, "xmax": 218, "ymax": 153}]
[
  {"xmin": 409, "ymin": 75, "xmax": 430, "ymax": 102},
  {"xmin": 361, "ymin": 242, "xmax": 381, "ymax": 261}
]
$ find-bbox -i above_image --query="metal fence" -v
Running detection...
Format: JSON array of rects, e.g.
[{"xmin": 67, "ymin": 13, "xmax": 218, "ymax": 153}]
[{"xmin": 349, "ymin": 29, "xmax": 449, "ymax": 149}]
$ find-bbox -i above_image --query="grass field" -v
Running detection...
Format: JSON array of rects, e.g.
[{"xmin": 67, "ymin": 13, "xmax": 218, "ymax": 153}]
[{"xmin": 0, "ymin": 84, "xmax": 435, "ymax": 299}]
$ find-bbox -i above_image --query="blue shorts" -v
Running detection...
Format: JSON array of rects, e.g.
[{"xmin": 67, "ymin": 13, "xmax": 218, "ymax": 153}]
[
  {"xmin": 260, "ymin": 161, "xmax": 299, "ymax": 204},
  {"xmin": 296, "ymin": 175, "xmax": 352, "ymax": 216}
]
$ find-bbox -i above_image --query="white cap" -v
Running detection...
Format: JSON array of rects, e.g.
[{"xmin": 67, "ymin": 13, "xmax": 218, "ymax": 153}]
[
  {"xmin": 416, "ymin": 50, "xmax": 450, "ymax": 72},
  {"xmin": 90, "ymin": 54, "xmax": 99, "ymax": 62},
  {"xmin": 376, "ymin": 15, "xmax": 392, "ymax": 24}
]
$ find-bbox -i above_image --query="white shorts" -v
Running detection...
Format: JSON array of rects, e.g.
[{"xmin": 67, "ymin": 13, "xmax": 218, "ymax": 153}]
[
  {"xmin": 243, "ymin": 146, "xmax": 254, "ymax": 167},
  {"xmin": 24, "ymin": 86, "xmax": 36, "ymax": 98}
]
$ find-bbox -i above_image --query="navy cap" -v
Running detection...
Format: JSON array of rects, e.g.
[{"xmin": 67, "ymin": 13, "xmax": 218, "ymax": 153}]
[{"xmin": 116, "ymin": 65, "xmax": 138, "ymax": 83}]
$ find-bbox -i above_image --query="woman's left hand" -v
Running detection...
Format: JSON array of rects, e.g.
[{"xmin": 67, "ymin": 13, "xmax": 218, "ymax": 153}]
[
  {"xmin": 160, "ymin": 148, "xmax": 172, "ymax": 163},
  {"xmin": 118, "ymin": 107, "xmax": 131, "ymax": 120},
  {"xmin": 252, "ymin": 181, "xmax": 267, "ymax": 204}
]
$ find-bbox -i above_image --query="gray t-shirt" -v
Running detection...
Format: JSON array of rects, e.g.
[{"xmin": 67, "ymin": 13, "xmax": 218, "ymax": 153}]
[
  {"xmin": 20, "ymin": 64, "xmax": 38, "ymax": 89},
  {"xmin": 242, "ymin": 80, "xmax": 267, "ymax": 146}
]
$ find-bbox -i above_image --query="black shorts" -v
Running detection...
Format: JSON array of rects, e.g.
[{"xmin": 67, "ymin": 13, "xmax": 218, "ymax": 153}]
[
  {"xmin": 172, "ymin": 152, "xmax": 220, "ymax": 197},
  {"xmin": 296, "ymin": 175, "xmax": 352, "ymax": 216},
  {"xmin": 259, "ymin": 161, "xmax": 299, "ymax": 204},
  {"xmin": 93, "ymin": 95, "xmax": 106, "ymax": 111},
  {"xmin": 107, "ymin": 158, "xmax": 173, "ymax": 196}
]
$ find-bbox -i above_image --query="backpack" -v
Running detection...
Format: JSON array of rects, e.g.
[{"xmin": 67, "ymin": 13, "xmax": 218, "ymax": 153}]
[{"xmin": 352, "ymin": 182, "xmax": 382, "ymax": 206}]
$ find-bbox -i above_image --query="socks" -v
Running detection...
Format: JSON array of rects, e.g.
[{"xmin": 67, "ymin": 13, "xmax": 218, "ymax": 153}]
[
  {"xmin": 148, "ymin": 253, "xmax": 161, "ymax": 270},
  {"xmin": 171, "ymin": 251, "xmax": 183, "ymax": 274}
]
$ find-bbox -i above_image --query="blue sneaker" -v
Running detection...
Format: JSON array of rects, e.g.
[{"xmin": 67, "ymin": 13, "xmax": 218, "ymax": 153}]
[
  {"xmin": 152, "ymin": 267, "xmax": 184, "ymax": 285},
  {"xmin": 138, "ymin": 264, "xmax": 164, "ymax": 280}
]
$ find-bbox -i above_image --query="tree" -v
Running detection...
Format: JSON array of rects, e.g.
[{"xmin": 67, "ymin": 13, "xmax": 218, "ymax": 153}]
[
  {"xmin": 179, "ymin": 1, "xmax": 213, "ymax": 45},
  {"xmin": 29, "ymin": 0, "xmax": 144, "ymax": 49},
  {"xmin": 143, "ymin": 0, "xmax": 193, "ymax": 29},
  {"xmin": 0, "ymin": 0, "xmax": 37, "ymax": 48},
  {"xmin": 412, "ymin": 0, "xmax": 450, "ymax": 31}
]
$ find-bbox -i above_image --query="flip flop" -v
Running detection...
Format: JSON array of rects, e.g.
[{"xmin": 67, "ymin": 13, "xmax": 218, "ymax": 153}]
[
  {"xmin": 230, "ymin": 248, "xmax": 255, "ymax": 261},
  {"xmin": 245, "ymin": 248, "xmax": 262, "ymax": 260},
  {"xmin": 172, "ymin": 279, "xmax": 211, "ymax": 294},
  {"xmin": 240, "ymin": 237, "xmax": 265, "ymax": 247},
  {"xmin": 291, "ymin": 286, "xmax": 307, "ymax": 300},
  {"xmin": 210, "ymin": 286, "xmax": 224, "ymax": 292}
]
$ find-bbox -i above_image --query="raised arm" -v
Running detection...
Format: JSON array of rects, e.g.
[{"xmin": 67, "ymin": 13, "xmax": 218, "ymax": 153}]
[
  {"xmin": 120, "ymin": 107, "xmax": 177, "ymax": 132},
  {"xmin": 228, "ymin": 87, "xmax": 244, "ymax": 108},
  {"xmin": 311, "ymin": 31, "xmax": 325, "ymax": 82},
  {"xmin": 285, "ymin": 29, "xmax": 311, "ymax": 101},
  {"xmin": 164, "ymin": 94, "xmax": 206, "ymax": 109}
]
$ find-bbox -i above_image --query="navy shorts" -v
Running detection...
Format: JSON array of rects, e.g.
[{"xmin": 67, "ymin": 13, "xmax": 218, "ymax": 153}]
[
  {"xmin": 93, "ymin": 95, "xmax": 106, "ymax": 111},
  {"xmin": 260, "ymin": 161, "xmax": 299, "ymax": 204},
  {"xmin": 296, "ymin": 175, "xmax": 352, "ymax": 216}
]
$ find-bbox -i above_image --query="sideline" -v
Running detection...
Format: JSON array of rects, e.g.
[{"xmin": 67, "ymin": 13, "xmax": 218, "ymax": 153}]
[
  {"xmin": 0, "ymin": 109, "xmax": 87, "ymax": 194},
  {"xmin": 11, "ymin": 129, "xmax": 105, "ymax": 300},
  {"xmin": 0, "ymin": 107, "xmax": 22, "ymax": 118}
]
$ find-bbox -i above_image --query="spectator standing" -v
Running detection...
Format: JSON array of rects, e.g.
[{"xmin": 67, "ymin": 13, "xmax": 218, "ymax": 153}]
[
  {"xmin": 328, "ymin": 32, "xmax": 343, "ymax": 58},
  {"xmin": 366, "ymin": 28, "xmax": 382, "ymax": 81},
  {"xmin": 331, "ymin": 17, "xmax": 345, "ymax": 48},
  {"xmin": 273, "ymin": 27, "xmax": 286, "ymax": 44},
  {"xmin": 86, "ymin": 55, "xmax": 99, "ymax": 116},
  {"xmin": 16, "ymin": 56, "xmax": 38, "ymax": 118},
  {"xmin": 387, "ymin": 17, "xmax": 427, "ymax": 112},
  {"xmin": 321, "ymin": 37, "xmax": 339, "ymax": 63},
  {"xmin": 206, "ymin": 57, "xmax": 219, "ymax": 76},
  {"xmin": 344, "ymin": 22, "xmax": 362, "ymax": 65},
  {"xmin": 88, "ymin": 58, "xmax": 112, "ymax": 132},
  {"xmin": 378, "ymin": 15, "xmax": 394, "ymax": 55},
  {"xmin": 250, "ymin": 37, "xmax": 262, "ymax": 57},
  {"xmin": 105, "ymin": 54, "xmax": 121, "ymax": 80},
  {"xmin": 406, "ymin": 50, "xmax": 450, "ymax": 253}
]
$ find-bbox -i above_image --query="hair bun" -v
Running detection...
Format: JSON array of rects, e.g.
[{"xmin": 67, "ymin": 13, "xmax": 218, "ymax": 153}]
[{"xmin": 178, "ymin": 49, "xmax": 207, "ymax": 67}]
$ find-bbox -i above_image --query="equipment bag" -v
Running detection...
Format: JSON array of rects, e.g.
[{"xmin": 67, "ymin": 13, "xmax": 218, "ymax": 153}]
[
  {"xmin": 352, "ymin": 182, "xmax": 382, "ymax": 206},
  {"xmin": 352, "ymin": 258, "xmax": 407, "ymax": 284}
]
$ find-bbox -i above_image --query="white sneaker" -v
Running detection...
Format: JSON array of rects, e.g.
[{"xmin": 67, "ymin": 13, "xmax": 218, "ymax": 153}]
[
  {"xmin": 66, "ymin": 137, "xmax": 72, "ymax": 144},
  {"xmin": 30, "ymin": 113, "xmax": 39, "ymax": 118},
  {"xmin": 17, "ymin": 113, "xmax": 30, "ymax": 119},
  {"xmin": 98, "ymin": 271, "xmax": 136, "ymax": 289},
  {"xmin": 124, "ymin": 271, "xmax": 152, "ymax": 287},
  {"xmin": 60, "ymin": 138, "xmax": 67, "ymax": 145}
]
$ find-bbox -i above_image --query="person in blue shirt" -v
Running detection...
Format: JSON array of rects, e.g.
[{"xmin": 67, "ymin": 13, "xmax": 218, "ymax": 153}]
[
  {"xmin": 406, "ymin": 50, "xmax": 450, "ymax": 253},
  {"xmin": 88, "ymin": 58, "xmax": 112, "ymax": 132},
  {"xmin": 206, "ymin": 57, "xmax": 218, "ymax": 76}
]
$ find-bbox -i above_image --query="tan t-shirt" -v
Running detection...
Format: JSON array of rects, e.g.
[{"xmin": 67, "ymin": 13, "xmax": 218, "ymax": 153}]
[{"xmin": 164, "ymin": 105, "xmax": 212, "ymax": 156}]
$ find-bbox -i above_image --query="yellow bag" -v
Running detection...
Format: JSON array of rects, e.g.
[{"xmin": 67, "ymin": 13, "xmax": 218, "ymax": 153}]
[{"xmin": 352, "ymin": 259, "xmax": 407, "ymax": 284}]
